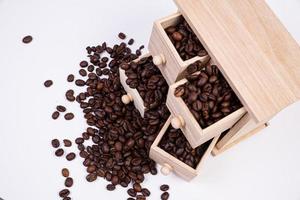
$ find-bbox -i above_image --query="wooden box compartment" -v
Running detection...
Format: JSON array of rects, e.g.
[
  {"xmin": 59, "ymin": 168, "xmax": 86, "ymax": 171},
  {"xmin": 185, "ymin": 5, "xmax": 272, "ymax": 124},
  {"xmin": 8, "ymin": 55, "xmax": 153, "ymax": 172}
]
[
  {"xmin": 150, "ymin": 117, "xmax": 220, "ymax": 181},
  {"xmin": 167, "ymin": 61, "xmax": 246, "ymax": 148},
  {"xmin": 148, "ymin": 12, "xmax": 210, "ymax": 85}
]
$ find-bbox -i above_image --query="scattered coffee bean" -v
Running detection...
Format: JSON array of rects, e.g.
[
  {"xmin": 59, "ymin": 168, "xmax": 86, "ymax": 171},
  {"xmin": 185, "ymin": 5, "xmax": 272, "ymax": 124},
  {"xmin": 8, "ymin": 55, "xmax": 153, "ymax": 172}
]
[
  {"xmin": 118, "ymin": 32, "xmax": 126, "ymax": 40},
  {"xmin": 133, "ymin": 183, "xmax": 142, "ymax": 192},
  {"xmin": 55, "ymin": 148, "xmax": 64, "ymax": 157},
  {"xmin": 44, "ymin": 80, "xmax": 53, "ymax": 87},
  {"xmin": 57, "ymin": 105, "xmax": 66, "ymax": 112},
  {"xmin": 64, "ymin": 113, "xmax": 74, "ymax": 120},
  {"xmin": 141, "ymin": 188, "xmax": 151, "ymax": 197},
  {"xmin": 106, "ymin": 184, "xmax": 116, "ymax": 191},
  {"xmin": 128, "ymin": 38, "xmax": 134, "ymax": 45},
  {"xmin": 59, "ymin": 189, "xmax": 70, "ymax": 198},
  {"xmin": 65, "ymin": 90, "xmax": 75, "ymax": 102},
  {"xmin": 75, "ymin": 79, "xmax": 85, "ymax": 86},
  {"xmin": 52, "ymin": 111, "xmax": 60, "ymax": 120},
  {"xmin": 22, "ymin": 35, "xmax": 33, "ymax": 44},
  {"xmin": 80, "ymin": 61, "xmax": 88, "ymax": 68},
  {"xmin": 79, "ymin": 69, "xmax": 87, "ymax": 77},
  {"xmin": 65, "ymin": 177, "xmax": 73, "ymax": 187},
  {"xmin": 66, "ymin": 152, "xmax": 76, "ymax": 161},
  {"xmin": 127, "ymin": 188, "xmax": 136, "ymax": 197},
  {"xmin": 62, "ymin": 168, "xmax": 70, "ymax": 177},
  {"xmin": 63, "ymin": 197, "xmax": 71, "ymax": 200},
  {"xmin": 160, "ymin": 184, "xmax": 169, "ymax": 191},
  {"xmin": 161, "ymin": 192, "xmax": 169, "ymax": 200},
  {"xmin": 67, "ymin": 74, "xmax": 75, "ymax": 82},
  {"xmin": 51, "ymin": 139, "xmax": 60, "ymax": 148},
  {"xmin": 63, "ymin": 139, "xmax": 72, "ymax": 147}
]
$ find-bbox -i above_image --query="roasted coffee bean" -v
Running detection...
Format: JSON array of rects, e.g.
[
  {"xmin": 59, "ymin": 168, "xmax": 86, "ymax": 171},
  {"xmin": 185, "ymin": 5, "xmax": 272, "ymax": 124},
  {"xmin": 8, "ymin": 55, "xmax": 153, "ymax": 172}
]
[
  {"xmin": 62, "ymin": 168, "xmax": 69, "ymax": 177},
  {"xmin": 22, "ymin": 35, "xmax": 33, "ymax": 43},
  {"xmin": 79, "ymin": 69, "xmax": 87, "ymax": 77},
  {"xmin": 141, "ymin": 188, "xmax": 151, "ymax": 196},
  {"xmin": 59, "ymin": 189, "xmax": 70, "ymax": 198},
  {"xmin": 86, "ymin": 173, "xmax": 97, "ymax": 182},
  {"xmin": 127, "ymin": 198, "xmax": 135, "ymax": 200},
  {"xmin": 63, "ymin": 197, "xmax": 71, "ymax": 200},
  {"xmin": 63, "ymin": 139, "xmax": 72, "ymax": 147},
  {"xmin": 160, "ymin": 184, "xmax": 169, "ymax": 191},
  {"xmin": 65, "ymin": 177, "xmax": 73, "ymax": 187},
  {"xmin": 67, "ymin": 74, "xmax": 74, "ymax": 82},
  {"xmin": 133, "ymin": 183, "xmax": 142, "ymax": 192},
  {"xmin": 127, "ymin": 188, "xmax": 136, "ymax": 197},
  {"xmin": 55, "ymin": 148, "xmax": 64, "ymax": 157},
  {"xmin": 128, "ymin": 38, "xmax": 134, "ymax": 45},
  {"xmin": 75, "ymin": 137, "xmax": 84, "ymax": 144},
  {"xmin": 87, "ymin": 65, "xmax": 94, "ymax": 72},
  {"xmin": 56, "ymin": 105, "xmax": 66, "ymax": 112},
  {"xmin": 75, "ymin": 79, "xmax": 85, "ymax": 86},
  {"xmin": 64, "ymin": 113, "xmax": 74, "ymax": 120},
  {"xmin": 174, "ymin": 86, "xmax": 185, "ymax": 97},
  {"xmin": 172, "ymin": 31, "xmax": 183, "ymax": 41},
  {"xmin": 51, "ymin": 139, "xmax": 60, "ymax": 148},
  {"xmin": 136, "ymin": 195, "xmax": 146, "ymax": 200},
  {"xmin": 44, "ymin": 80, "xmax": 53, "ymax": 87},
  {"xmin": 66, "ymin": 152, "xmax": 76, "ymax": 161},
  {"xmin": 161, "ymin": 192, "xmax": 169, "ymax": 200},
  {"xmin": 106, "ymin": 184, "xmax": 116, "ymax": 191},
  {"xmin": 118, "ymin": 32, "xmax": 126, "ymax": 40},
  {"xmin": 80, "ymin": 61, "xmax": 88, "ymax": 68}
]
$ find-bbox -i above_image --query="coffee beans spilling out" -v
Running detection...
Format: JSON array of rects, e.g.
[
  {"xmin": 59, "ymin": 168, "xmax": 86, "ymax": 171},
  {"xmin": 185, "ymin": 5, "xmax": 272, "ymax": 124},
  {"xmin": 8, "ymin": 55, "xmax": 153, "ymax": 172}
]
[
  {"xmin": 122, "ymin": 56, "xmax": 168, "ymax": 110},
  {"xmin": 48, "ymin": 33, "xmax": 172, "ymax": 199},
  {"xmin": 175, "ymin": 62, "xmax": 242, "ymax": 128},
  {"xmin": 159, "ymin": 126, "xmax": 211, "ymax": 168},
  {"xmin": 165, "ymin": 16, "xmax": 207, "ymax": 61}
]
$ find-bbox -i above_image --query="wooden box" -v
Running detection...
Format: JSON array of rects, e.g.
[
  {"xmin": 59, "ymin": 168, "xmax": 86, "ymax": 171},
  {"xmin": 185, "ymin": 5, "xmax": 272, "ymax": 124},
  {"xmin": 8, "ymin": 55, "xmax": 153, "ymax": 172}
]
[
  {"xmin": 167, "ymin": 66, "xmax": 247, "ymax": 148},
  {"xmin": 148, "ymin": 0, "xmax": 300, "ymax": 153},
  {"xmin": 148, "ymin": 12, "xmax": 210, "ymax": 85},
  {"xmin": 150, "ymin": 117, "xmax": 220, "ymax": 181}
]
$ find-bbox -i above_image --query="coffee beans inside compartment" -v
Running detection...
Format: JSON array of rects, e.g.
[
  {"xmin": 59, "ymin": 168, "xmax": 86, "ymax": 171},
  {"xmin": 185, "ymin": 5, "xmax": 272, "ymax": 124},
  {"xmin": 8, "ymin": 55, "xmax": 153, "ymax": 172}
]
[
  {"xmin": 159, "ymin": 125, "xmax": 212, "ymax": 169},
  {"xmin": 164, "ymin": 16, "xmax": 207, "ymax": 61},
  {"xmin": 122, "ymin": 56, "xmax": 169, "ymax": 110},
  {"xmin": 174, "ymin": 61, "xmax": 242, "ymax": 129}
]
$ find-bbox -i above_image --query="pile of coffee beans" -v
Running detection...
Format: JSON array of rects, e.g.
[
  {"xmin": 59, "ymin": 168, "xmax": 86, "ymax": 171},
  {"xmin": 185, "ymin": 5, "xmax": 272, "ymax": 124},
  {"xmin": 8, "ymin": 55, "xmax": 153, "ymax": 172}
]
[
  {"xmin": 174, "ymin": 62, "xmax": 242, "ymax": 128},
  {"xmin": 159, "ymin": 126, "xmax": 211, "ymax": 169},
  {"xmin": 165, "ymin": 16, "xmax": 207, "ymax": 61},
  {"xmin": 122, "ymin": 56, "xmax": 169, "ymax": 110},
  {"xmin": 48, "ymin": 33, "xmax": 171, "ymax": 199}
]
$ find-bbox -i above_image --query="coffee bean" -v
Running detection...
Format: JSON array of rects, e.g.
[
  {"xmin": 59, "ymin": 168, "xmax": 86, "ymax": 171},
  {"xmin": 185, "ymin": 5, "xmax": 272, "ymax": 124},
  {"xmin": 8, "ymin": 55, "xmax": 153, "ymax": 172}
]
[
  {"xmin": 63, "ymin": 139, "xmax": 72, "ymax": 147},
  {"xmin": 141, "ymin": 188, "xmax": 151, "ymax": 196},
  {"xmin": 55, "ymin": 148, "xmax": 64, "ymax": 157},
  {"xmin": 161, "ymin": 192, "xmax": 169, "ymax": 200},
  {"xmin": 133, "ymin": 183, "xmax": 142, "ymax": 192},
  {"xmin": 127, "ymin": 198, "xmax": 135, "ymax": 200},
  {"xmin": 136, "ymin": 195, "xmax": 146, "ymax": 200},
  {"xmin": 64, "ymin": 113, "xmax": 74, "ymax": 120},
  {"xmin": 75, "ymin": 137, "xmax": 84, "ymax": 144},
  {"xmin": 66, "ymin": 152, "xmax": 76, "ymax": 161},
  {"xmin": 127, "ymin": 188, "xmax": 136, "ymax": 197},
  {"xmin": 128, "ymin": 38, "xmax": 134, "ymax": 45},
  {"xmin": 51, "ymin": 139, "xmax": 60, "ymax": 148},
  {"xmin": 63, "ymin": 197, "xmax": 71, "ymax": 200},
  {"xmin": 80, "ymin": 61, "xmax": 88, "ymax": 68},
  {"xmin": 118, "ymin": 32, "xmax": 126, "ymax": 40},
  {"xmin": 65, "ymin": 177, "xmax": 73, "ymax": 187},
  {"xmin": 86, "ymin": 173, "xmax": 97, "ymax": 182},
  {"xmin": 160, "ymin": 184, "xmax": 169, "ymax": 191},
  {"xmin": 57, "ymin": 105, "xmax": 66, "ymax": 112},
  {"xmin": 172, "ymin": 32, "xmax": 183, "ymax": 41},
  {"xmin": 62, "ymin": 168, "xmax": 69, "ymax": 177},
  {"xmin": 52, "ymin": 111, "xmax": 60, "ymax": 119},
  {"xmin": 67, "ymin": 74, "xmax": 74, "ymax": 82},
  {"xmin": 22, "ymin": 35, "xmax": 33, "ymax": 43},
  {"xmin": 44, "ymin": 80, "xmax": 53, "ymax": 87},
  {"xmin": 106, "ymin": 184, "xmax": 116, "ymax": 191},
  {"xmin": 174, "ymin": 86, "xmax": 185, "ymax": 97},
  {"xmin": 59, "ymin": 189, "xmax": 70, "ymax": 198},
  {"xmin": 75, "ymin": 79, "xmax": 85, "ymax": 86}
]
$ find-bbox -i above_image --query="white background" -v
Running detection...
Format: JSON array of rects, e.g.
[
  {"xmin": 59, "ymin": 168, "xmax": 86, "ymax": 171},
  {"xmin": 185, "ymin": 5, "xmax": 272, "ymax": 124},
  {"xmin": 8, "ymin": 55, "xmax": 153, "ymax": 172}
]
[{"xmin": 0, "ymin": 0, "xmax": 300, "ymax": 200}]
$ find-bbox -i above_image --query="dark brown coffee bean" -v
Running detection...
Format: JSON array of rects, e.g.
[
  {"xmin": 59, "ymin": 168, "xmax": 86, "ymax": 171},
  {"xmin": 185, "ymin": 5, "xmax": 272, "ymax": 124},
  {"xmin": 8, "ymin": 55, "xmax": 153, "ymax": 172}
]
[
  {"xmin": 63, "ymin": 197, "xmax": 71, "ymax": 200},
  {"xmin": 75, "ymin": 137, "xmax": 84, "ymax": 144},
  {"xmin": 22, "ymin": 35, "xmax": 33, "ymax": 43},
  {"xmin": 111, "ymin": 175, "xmax": 119, "ymax": 185},
  {"xmin": 106, "ymin": 184, "xmax": 116, "ymax": 191},
  {"xmin": 174, "ymin": 86, "xmax": 185, "ymax": 97},
  {"xmin": 75, "ymin": 79, "xmax": 85, "ymax": 86},
  {"xmin": 65, "ymin": 177, "xmax": 73, "ymax": 187},
  {"xmin": 64, "ymin": 113, "xmax": 74, "ymax": 120},
  {"xmin": 127, "ymin": 188, "xmax": 136, "ymax": 197},
  {"xmin": 55, "ymin": 148, "xmax": 64, "ymax": 157},
  {"xmin": 87, "ymin": 65, "xmax": 94, "ymax": 72},
  {"xmin": 118, "ymin": 32, "xmax": 126, "ymax": 40},
  {"xmin": 67, "ymin": 74, "xmax": 74, "ymax": 82},
  {"xmin": 44, "ymin": 80, "xmax": 53, "ymax": 87},
  {"xmin": 79, "ymin": 69, "xmax": 87, "ymax": 77},
  {"xmin": 172, "ymin": 32, "xmax": 183, "ymax": 41},
  {"xmin": 80, "ymin": 61, "xmax": 88, "ymax": 68},
  {"xmin": 141, "ymin": 188, "xmax": 151, "ymax": 196},
  {"xmin": 86, "ymin": 173, "xmax": 97, "ymax": 182},
  {"xmin": 133, "ymin": 183, "xmax": 142, "ymax": 192},
  {"xmin": 160, "ymin": 184, "xmax": 169, "ymax": 191},
  {"xmin": 66, "ymin": 152, "xmax": 76, "ymax": 161},
  {"xmin": 59, "ymin": 189, "xmax": 70, "ymax": 198},
  {"xmin": 128, "ymin": 38, "xmax": 134, "ymax": 45},
  {"xmin": 63, "ymin": 139, "xmax": 72, "ymax": 147},
  {"xmin": 161, "ymin": 192, "xmax": 169, "ymax": 200},
  {"xmin": 51, "ymin": 139, "xmax": 60, "ymax": 148},
  {"xmin": 62, "ymin": 168, "xmax": 69, "ymax": 177},
  {"xmin": 114, "ymin": 141, "xmax": 122, "ymax": 151},
  {"xmin": 127, "ymin": 198, "xmax": 135, "ymax": 200},
  {"xmin": 136, "ymin": 195, "xmax": 146, "ymax": 200},
  {"xmin": 57, "ymin": 105, "xmax": 66, "ymax": 112}
]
